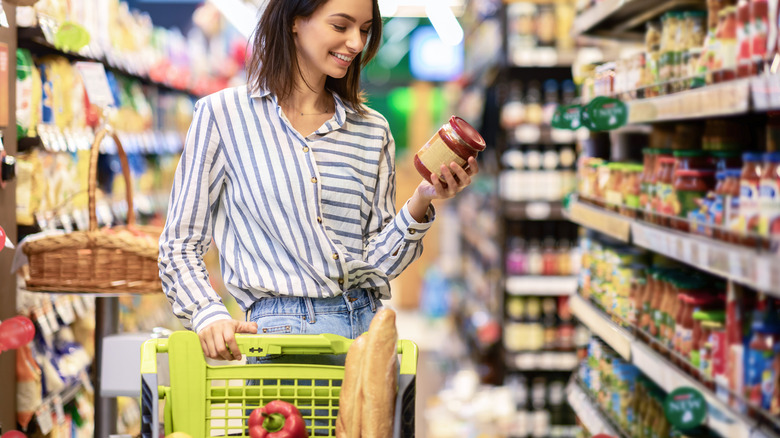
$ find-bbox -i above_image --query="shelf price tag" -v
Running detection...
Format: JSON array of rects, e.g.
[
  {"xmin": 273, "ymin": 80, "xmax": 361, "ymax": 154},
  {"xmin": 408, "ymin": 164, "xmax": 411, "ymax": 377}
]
[
  {"xmin": 74, "ymin": 62, "xmax": 115, "ymax": 109},
  {"xmin": 664, "ymin": 387, "xmax": 707, "ymax": 431}
]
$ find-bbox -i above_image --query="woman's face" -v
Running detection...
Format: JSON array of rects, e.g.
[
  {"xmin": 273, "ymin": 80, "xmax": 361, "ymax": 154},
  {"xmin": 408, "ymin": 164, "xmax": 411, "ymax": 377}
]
[{"xmin": 292, "ymin": 0, "xmax": 374, "ymax": 80}]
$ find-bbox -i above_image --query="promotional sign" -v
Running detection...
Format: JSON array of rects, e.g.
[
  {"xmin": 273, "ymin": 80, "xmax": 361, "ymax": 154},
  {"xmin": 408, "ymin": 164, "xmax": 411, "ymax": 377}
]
[
  {"xmin": 551, "ymin": 104, "xmax": 582, "ymax": 130},
  {"xmin": 664, "ymin": 387, "xmax": 707, "ymax": 430},
  {"xmin": 583, "ymin": 96, "xmax": 628, "ymax": 131}
]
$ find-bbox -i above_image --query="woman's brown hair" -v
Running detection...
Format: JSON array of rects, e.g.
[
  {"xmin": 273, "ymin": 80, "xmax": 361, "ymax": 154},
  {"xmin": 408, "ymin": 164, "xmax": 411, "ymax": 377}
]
[{"xmin": 247, "ymin": 0, "xmax": 382, "ymax": 116}]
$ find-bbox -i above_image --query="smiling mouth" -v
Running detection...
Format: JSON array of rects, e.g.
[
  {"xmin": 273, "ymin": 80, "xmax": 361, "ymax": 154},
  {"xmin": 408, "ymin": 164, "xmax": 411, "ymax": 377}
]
[{"xmin": 330, "ymin": 52, "xmax": 353, "ymax": 63}]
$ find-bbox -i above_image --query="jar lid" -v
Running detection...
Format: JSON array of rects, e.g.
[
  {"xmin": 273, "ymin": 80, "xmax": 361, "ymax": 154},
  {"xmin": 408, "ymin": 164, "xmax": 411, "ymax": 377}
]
[
  {"xmin": 726, "ymin": 168, "xmax": 743, "ymax": 178},
  {"xmin": 716, "ymin": 171, "xmax": 726, "ymax": 180},
  {"xmin": 742, "ymin": 151, "xmax": 763, "ymax": 162},
  {"xmin": 764, "ymin": 151, "xmax": 780, "ymax": 163},
  {"xmin": 642, "ymin": 148, "xmax": 660, "ymax": 155},
  {"xmin": 449, "ymin": 116, "xmax": 486, "ymax": 152},
  {"xmin": 658, "ymin": 156, "xmax": 677, "ymax": 164},
  {"xmin": 683, "ymin": 10, "xmax": 707, "ymax": 18}
]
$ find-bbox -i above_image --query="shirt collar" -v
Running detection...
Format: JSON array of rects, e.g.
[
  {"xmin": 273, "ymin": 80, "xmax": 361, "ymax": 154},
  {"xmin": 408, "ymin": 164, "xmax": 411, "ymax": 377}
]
[{"xmin": 249, "ymin": 84, "xmax": 356, "ymax": 116}]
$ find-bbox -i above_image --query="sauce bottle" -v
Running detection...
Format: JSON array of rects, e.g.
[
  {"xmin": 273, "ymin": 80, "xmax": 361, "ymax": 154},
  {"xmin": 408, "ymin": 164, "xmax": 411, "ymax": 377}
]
[
  {"xmin": 740, "ymin": 152, "xmax": 763, "ymax": 243},
  {"xmin": 758, "ymin": 151, "xmax": 780, "ymax": 237}
]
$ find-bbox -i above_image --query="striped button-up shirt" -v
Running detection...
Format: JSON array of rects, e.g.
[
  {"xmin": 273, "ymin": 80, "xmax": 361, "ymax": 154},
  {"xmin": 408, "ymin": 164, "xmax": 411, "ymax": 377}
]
[{"xmin": 158, "ymin": 85, "xmax": 435, "ymax": 332}]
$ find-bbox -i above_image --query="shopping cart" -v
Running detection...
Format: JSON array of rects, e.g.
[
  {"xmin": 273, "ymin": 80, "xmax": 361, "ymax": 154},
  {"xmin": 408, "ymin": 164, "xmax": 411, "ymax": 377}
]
[{"xmin": 140, "ymin": 331, "xmax": 418, "ymax": 438}]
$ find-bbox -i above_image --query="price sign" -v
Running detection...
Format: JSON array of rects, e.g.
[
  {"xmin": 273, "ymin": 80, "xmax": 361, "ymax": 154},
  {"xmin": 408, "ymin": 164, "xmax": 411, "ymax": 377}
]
[
  {"xmin": 664, "ymin": 387, "xmax": 707, "ymax": 430},
  {"xmin": 75, "ymin": 62, "xmax": 115, "ymax": 108},
  {"xmin": 551, "ymin": 104, "xmax": 583, "ymax": 130},
  {"xmin": 583, "ymin": 96, "xmax": 628, "ymax": 131}
]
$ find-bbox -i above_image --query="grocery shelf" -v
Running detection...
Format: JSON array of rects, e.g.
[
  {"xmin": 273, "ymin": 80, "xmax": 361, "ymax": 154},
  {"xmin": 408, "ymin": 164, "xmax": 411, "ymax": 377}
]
[
  {"xmin": 566, "ymin": 379, "xmax": 622, "ymax": 437},
  {"xmin": 573, "ymin": 0, "xmax": 705, "ymax": 39},
  {"xmin": 627, "ymin": 78, "xmax": 751, "ymax": 123},
  {"xmin": 567, "ymin": 198, "xmax": 780, "ymax": 298},
  {"xmin": 505, "ymin": 275, "xmax": 578, "ymax": 296},
  {"xmin": 565, "ymin": 199, "xmax": 631, "ymax": 242},
  {"xmin": 570, "ymin": 295, "xmax": 632, "ymax": 359},
  {"xmin": 17, "ymin": 26, "xmax": 201, "ymax": 98},
  {"xmin": 503, "ymin": 200, "xmax": 565, "ymax": 220},
  {"xmin": 509, "ymin": 351, "xmax": 579, "ymax": 371},
  {"xmin": 572, "ymin": 295, "xmax": 776, "ymax": 438}
]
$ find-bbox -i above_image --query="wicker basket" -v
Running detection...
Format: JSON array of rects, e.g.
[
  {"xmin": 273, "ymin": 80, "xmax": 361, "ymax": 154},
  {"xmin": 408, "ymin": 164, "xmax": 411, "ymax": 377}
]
[{"xmin": 23, "ymin": 128, "xmax": 162, "ymax": 294}]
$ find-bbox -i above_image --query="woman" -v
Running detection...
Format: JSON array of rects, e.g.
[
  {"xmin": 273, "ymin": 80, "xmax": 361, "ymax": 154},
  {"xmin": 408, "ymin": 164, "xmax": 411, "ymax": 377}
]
[{"xmin": 158, "ymin": 0, "xmax": 479, "ymax": 361}]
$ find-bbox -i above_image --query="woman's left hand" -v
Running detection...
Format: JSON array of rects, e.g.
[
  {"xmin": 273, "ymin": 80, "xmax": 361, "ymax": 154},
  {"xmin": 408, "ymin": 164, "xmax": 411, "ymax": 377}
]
[{"xmin": 415, "ymin": 156, "xmax": 479, "ymax": 202}]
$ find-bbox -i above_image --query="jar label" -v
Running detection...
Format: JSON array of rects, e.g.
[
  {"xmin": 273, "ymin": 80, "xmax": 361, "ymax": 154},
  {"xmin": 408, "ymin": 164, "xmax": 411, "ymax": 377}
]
[{"xmin": 416, "ymin": 135, "xmax": 466, "ymax": 179}]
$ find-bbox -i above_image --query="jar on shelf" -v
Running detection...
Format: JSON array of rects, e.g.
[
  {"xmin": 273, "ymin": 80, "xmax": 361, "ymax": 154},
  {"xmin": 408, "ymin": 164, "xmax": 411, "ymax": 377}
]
[
  {"xmin": 711, "ymin": 149, "xmax": 742, "ymax": 172},
  {"xmin": 673, "ymin": 149, "xmax": 713, "ymax": 172},
  {"xmin": 654, "ymin": 154, "xmax": 677, "ymax": 225},
  {"xmin": 672, "ymin": 169, "xmax": 716, "ymax": 231}
]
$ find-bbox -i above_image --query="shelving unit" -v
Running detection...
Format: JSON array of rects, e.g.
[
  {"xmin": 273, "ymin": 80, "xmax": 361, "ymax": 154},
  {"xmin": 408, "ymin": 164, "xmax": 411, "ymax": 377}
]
[
  {"xmin": 17, "ymin": 26, "xmax": 201, "ymax": 98},
  {"xmin": 566, "ymin": 378, "xmax": 623, "ymax": 437},
  {"xmin": 566, "ymin": 198, "xmax": 780, "ymax": 299},
  {"xmin": 570, "ymin": 295, "xmax": 777, "ymax": 438},
  {"xmin": 505, "ymin": 275, "xmax": 577, "ymax": 296},
  {"xmin": 509, "ymin": 351, "xmax": 579, "ymax": 371},
  {"xmin": 503, "ymin": 200, "xmax": 566, "ymax": 221},
  {"xmin": 572, "ymin": 0, "xmax": 705, "ymax": 39}
]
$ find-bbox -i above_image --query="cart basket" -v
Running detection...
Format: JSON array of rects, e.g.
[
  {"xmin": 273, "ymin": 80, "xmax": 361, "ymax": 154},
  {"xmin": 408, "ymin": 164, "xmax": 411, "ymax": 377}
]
[{"xmin": 140, "ymin": 331, "xmax": 418, "ymax": 438}]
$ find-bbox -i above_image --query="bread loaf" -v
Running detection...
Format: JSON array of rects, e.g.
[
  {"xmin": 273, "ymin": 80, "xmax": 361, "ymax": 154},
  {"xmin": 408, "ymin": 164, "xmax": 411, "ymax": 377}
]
[
  {"xmin": 336, "ymin": 334, "xmax": 366, "ymax": 438},
  {"xmin": 360, "ymin": 308, "xmax": 398, "ymax": 438}
]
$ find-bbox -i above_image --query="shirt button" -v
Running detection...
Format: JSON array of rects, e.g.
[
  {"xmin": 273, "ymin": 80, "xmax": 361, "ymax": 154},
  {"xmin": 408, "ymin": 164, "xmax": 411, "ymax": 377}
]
[
  {"xmin": 332, "ymin": 253, "xmax": 339, "ymax": 260},
  {"xmin": 317, "ymin": 216, "xmax": 322, "ymax": 223},
  {"xmin": 302, "ymin": 146, "xmax": 309, "ymax": 153},
  {"xmin": 338, "ymin": 278, "xmax": 344, "ymax": 285},
  {"xmin": 311, "ymin": 177, "xmax": 318, "ymax": 183},
  {"xmin": 408, "ymin": 228, "xmax": 416, "ymax": 234}
]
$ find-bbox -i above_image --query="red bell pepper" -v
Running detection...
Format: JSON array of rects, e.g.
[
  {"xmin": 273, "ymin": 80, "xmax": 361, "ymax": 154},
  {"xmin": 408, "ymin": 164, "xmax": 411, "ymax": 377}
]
[{"xmin": 248, "ymin": 400, "xmax": 308, "ymax": 438}]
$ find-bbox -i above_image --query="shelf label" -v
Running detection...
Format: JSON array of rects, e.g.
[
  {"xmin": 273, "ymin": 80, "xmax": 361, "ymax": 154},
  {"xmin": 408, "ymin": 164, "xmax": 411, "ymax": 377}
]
[
  {"xmin": 583, "ymin": 96, "xmax": 628, "ymax": 131},
  {"xmin": 552, "ymin": 104, "xmax": 582, "ymax": 130},
  {"xmin": 664, "ymin": 387, "xmax": 707, "ymax": 431},
  {"xmin": 75, "ymin": 62, "xmax": 115, "ymax": 109}
]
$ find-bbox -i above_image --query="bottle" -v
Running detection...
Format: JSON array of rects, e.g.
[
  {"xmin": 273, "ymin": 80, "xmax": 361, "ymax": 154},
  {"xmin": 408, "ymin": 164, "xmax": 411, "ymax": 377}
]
[
  {"xmin": 739, "ymin": 152, "xmax": 763, "ymax": 241},
  {"xmin": 527, "ymin": 239, "xmax": 544, "ymax": 276},
  {"xmin": 524, "ymin": 80, "xmax": 544, "ymax": 126},
  {"xmin": 500, "ymin": 81, "xmax": 525, "ymax": 130},
  {"xmin": 758, "ymin": 151, "xmax": 780, "ymax": 237},
  {"xmin": 506, "ymin": 237, "xmax": 527, "ymax": 275},
  {"xmin": 542, "ymin": 79, "xmax": 559, "ymax": 126}
]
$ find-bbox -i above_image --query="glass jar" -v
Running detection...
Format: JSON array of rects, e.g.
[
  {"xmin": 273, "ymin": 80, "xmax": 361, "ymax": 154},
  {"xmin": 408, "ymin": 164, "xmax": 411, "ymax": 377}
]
[
  {"xmin": 672, "ymin": 169, "xmax": 716, "ymax": 231},
  {"xmin": 673, "ymin": 149, "xmax": 713, "ymax": 172},
  {"xmin": 414, "ymin": 116, "xmax": 486, "ymax": 186},
  {"xmin": 655, "ymin": 155, "xmax": 677, "ymax": 225}
]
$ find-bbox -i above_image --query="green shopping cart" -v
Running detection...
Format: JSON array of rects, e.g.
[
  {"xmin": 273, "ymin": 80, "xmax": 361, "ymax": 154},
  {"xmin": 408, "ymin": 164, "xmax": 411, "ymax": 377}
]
[{"xmin": 140, "ymin": 331, "xmax": 418, "ymax": 438}]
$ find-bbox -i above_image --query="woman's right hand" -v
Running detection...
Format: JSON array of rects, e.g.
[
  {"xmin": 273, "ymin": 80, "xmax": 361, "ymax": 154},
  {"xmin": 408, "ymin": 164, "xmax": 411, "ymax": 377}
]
[{"xmin": 198, "ymin": 319, "xmax": 258, "ymax": 361}]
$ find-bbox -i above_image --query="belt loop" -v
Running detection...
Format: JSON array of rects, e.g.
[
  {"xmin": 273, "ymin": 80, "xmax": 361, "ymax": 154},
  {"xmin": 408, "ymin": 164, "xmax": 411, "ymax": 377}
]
[
  {"xmin": 367, "ymin": 289, "xmax": 378, "ymax": 312},
  {"xmin": 303, "ymin": 297, "xmax": 317, "ymax": 324}
]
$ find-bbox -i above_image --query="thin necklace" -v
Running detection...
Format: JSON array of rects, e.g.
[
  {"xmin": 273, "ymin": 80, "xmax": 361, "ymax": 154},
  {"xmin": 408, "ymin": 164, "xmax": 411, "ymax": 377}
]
[{"xmin": 299, "ymin": 110, "xmax": 331, "ymax": 116}]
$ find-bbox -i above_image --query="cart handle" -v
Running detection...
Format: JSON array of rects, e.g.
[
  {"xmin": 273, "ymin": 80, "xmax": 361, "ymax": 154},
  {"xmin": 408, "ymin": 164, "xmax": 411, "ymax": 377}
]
[{"xmin": 140, "ymin": 333, "xmax": 418, "ymax": 376}]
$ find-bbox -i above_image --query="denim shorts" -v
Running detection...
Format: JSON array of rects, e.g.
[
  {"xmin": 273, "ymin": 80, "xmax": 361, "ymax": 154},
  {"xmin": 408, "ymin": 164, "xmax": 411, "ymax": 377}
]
[{"xmin": 245, "ymin": 289, "xmax": 382, "ymax": 365}]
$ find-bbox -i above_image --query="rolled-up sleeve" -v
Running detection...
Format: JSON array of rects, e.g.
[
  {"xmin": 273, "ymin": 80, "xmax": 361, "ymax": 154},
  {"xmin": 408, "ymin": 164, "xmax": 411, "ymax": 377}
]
[
  {"xmin": 363, "ymin": 127, "xmax": 435, "ymax": 280},
  {"xmin": 158, "ymin": 99, "xmax": 232, "ymax": 333}
]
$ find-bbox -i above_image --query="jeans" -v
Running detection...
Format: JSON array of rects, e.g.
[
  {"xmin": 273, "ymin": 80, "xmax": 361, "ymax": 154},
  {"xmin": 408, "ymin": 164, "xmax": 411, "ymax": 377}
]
[{"xmin": 243, "ymin": 289, "xmax": 383, "ymax": 435}]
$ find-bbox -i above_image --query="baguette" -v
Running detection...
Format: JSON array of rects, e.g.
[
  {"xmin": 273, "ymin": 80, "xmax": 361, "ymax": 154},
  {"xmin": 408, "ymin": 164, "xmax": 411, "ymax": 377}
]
[
  {"xmin": 360, "ymin": 308, "xmax": 398, "ymax": 438},
  {"xmin": 336, "ymin": 334, "xmax": 366, "ymax": 438}
]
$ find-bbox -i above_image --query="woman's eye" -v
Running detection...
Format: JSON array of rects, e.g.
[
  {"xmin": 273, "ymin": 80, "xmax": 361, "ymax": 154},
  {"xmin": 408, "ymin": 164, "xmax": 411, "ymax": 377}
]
[
  {"xmin": 360, "ymin": 28, "xmax": 370, "ymax": 34},
  {"xmin": 332, "ymin": 24, "xmax": 346, "ymax": 31}
]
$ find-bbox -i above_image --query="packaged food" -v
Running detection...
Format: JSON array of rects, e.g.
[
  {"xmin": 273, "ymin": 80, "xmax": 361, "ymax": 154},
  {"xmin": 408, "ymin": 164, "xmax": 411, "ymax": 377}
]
[
  {"xmin": 672, "ymin": 169, "xmax": 716, "ymax": 231},
  {"xmin": 739, "ymin": 152, "xmax": 763, "ymax": 238}
]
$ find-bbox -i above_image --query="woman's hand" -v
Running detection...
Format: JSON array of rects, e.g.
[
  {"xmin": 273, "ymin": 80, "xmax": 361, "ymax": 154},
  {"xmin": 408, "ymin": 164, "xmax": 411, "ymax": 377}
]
[
  {"xmin": 408, "ymin": 156, "xmax": 479, "ymax": 222},
  {"xmin": 198, "ymin": 319, "xmax": 258, "ymax": 361}
]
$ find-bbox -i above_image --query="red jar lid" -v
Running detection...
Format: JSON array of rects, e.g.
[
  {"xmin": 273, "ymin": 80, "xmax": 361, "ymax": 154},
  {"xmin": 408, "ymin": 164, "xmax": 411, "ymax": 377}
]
[{"xmin": 450, "ymin": 116, "xmax": 486, "ymax": 152}]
